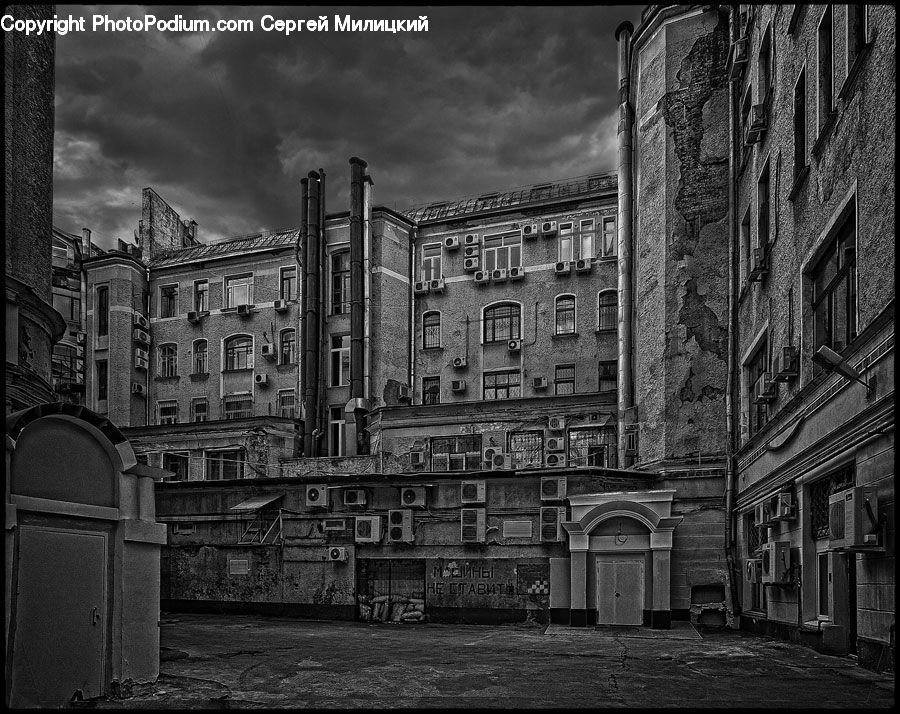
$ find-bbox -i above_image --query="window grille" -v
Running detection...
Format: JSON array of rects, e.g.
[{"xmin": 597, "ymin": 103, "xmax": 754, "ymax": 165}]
[
  {"xmin": 431, "ymin": 435, "xmax": 482, "ymax": 471},
  {"xmin": 810, "ymin": 464, "xmax": 855, "ymax": 539}
]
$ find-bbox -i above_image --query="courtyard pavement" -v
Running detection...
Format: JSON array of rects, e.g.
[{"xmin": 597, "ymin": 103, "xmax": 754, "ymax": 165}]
[{"xmin": 87, "ymin": 613, "xmax": 894, "ymax": 709}]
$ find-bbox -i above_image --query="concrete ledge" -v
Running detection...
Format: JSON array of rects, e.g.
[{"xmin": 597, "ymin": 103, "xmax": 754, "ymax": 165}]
[{"xmin": 161, "ymin": 599, "xmax": 356, "ymax": 621}]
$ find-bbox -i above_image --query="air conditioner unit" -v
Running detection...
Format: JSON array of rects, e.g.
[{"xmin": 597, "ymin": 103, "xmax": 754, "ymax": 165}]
[
  {"xmin": 131, "ymin": 382, "xmax": 146, "ymax": 395},
  {"xmin": 532, "ymin": 377, "xmax": 548, "ymax": 390},
  {"xmin": 237, "ymin": 304, "xmax": 252, "ymax": 316},
  {"xmin": 430, "ymin": 278, "xmax": 445, "ymax": 293},
  {"xmin": 464, "ymin": 234, "xmax": 480, "ymax": 246},
  {"xmin": 464, "ymin": 257, "xmax": 480, "ymax": 272},
  {"xmin": 554, "ymin": 261, "xmax": 571, "ymax": 275},
  {"xmin": 545, "ymin": 452, "xmax": 564, "ymax": 468},
  {"xmin": 135, "ymin": 355, "xmax": 148, "ymax": 371},
  {"xmin": 773, "ymin": 345, "xmax": 799, "ymax": 382},
  {"xmin": 254, "ymin": 373, "xmax": 269, "ymax": 386},
  {"xmin": 387, "ymin": 509, "xmax": 414, "ymax": 543},
  {"xmin": 187, "ymin": 311, "xmax": 201, "ymax": 324},
  {"xmin": 133, "ymin": 313, "xmax": 149, "ymax": 330},
  {"xmin": 464, "ymin": 245, "xmax": 480, "ymax": 258},
  {"xmin": 829, "ymin": 486, "xmax": 880, "ymax": 550},
  {"xmin": 274, "ymin": 299, "xmax": 289, "ymax": 312},
  {"xmin": 541, "ymin": 221, "xmax": 557, "ymax": 235},
  {"xmin": 540, "ymin": 506, "xmax": 565, "ymax": 542},
  {"xmin": 575, "ymin": 258, "xmax": 592, "ymax": 273},
  {"xmin": 752, "ymin": 373, "xmax": 777, "ymax": 404},
  {"xmin": 522, "ymin": 224, "xmax": 538, "ymax": 238},
  {"xmin": 773, "ymin": 492, "xmax": 796, "ymax": 521},
  {"xmin": 409, "ymin": 450, "xmax": 426, "ymax": 468},
  {"xmin": 460, "ymin": 508, "xmax": 486, "ymax": 542},
  {"xmin": 492, "ymin": 453, "xmax": 512, "ymax": 470},
  {"xmin": 452, "ymin": 356, "xmax": 468, "ymax": 369},
  {"xmin": 491, "ymin": 268, "xmax": 508, "ymax": 283},
  {"xmin": 451, "ymin": 379, "xmax": 467, "ymax": 393},
  {"xmin": 509, "ymin": 266, "xmax": 525, "ymax": 280},
  {"xmin": 507, "ymin": 339, "xmax": 521, "ymax": 352},
  {"xmin": 728, "ymin": 37, "xmax": 749, "ymax": 79},
  {"xmin": 460, "ymin": 480, "xmax": 486, "ymax": 504},
  {"xmin": 548, "ymin": 416, "xmax": 566, "ymax": 432},
  {"xmin": 400, "ymin": 486, "xmax": 426, "ymax": 508},
  {"xmin": 749, "ymin": 246, "xmax": 769, "ymax": 281},
  {"xmin": 132, "ymin": 328, "xmax": 150, "ymax": 344},
  {"xmin": 354, "ymin": 515, "xmax": 381, "ymax": 543},
  {"xmin": 444, "ymin": 236, "xmax": 460, "ymax": 250},
  {"xmin": 761, "ymin": 541, "xmax": 790, "ymax": 584},
  {"xmin": 541, "ymin": 476, "xmax": 567, "ymax": 501},
  {"xmin": 547, "ymin": 437, "xmax": 565, "ymax": 452},
  {"xmin": 746, "ymin": 103, "xmax": 768, "ymax": 143},
  {"xmin": 474, "ymin": 270, "xmax": 490, "ymax": 284},
  {"xmin": 343, "ymin": 488, "xmax": 367, "ymax": 506},
  {"xmin": 414, "ymin": 280, "xmax": 430, "ymax": 295},
  {"xmin": 306, "ymin": 484, "xmax": 328, "ymax": 508},
  {"xmin": 261, "ymin": 343, "xmax": 277, "ymax": 360},
  {"xmin": 745, "ymin": 558, "xmax": 762, "ymax": 584},
  {"xmin": 398, "ymin": 384, "xmax": 411, "ymax": 401},
  {"xmin": 482, "ymin": 446, "xmax": 500, "ymax": 465},
  {"xmin": 322, "ymin": 517, "xmax": 346, "ymax": 532},
  {"xmin": 327, "ymin": 546, "xmax": 349, "ymax": 562}
]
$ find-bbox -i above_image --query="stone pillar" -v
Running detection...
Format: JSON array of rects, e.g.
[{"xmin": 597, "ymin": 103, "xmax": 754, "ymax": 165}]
[{"xmin": 569, "ymin": 550, "xmax": 589, "ymax": 626}]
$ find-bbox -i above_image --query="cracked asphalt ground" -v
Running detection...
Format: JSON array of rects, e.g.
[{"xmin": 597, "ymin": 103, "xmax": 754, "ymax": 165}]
[{"xmin": 88, "ymin": 614, "xmax": 894, "ymax": 709}]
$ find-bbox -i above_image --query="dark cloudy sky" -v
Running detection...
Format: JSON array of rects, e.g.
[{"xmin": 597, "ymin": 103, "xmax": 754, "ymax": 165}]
[{"xmin": 52, "ymin": 4, "xmax": 644, "ymax": 249}]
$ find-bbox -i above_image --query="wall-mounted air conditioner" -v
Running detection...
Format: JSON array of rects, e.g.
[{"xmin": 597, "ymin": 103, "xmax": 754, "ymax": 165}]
[
  {"xmin": 541, "ymin": 221, "xmax": 557, "ymax": 235},
  {"xmin": 430, "ymin": 278, "xmax": 445, "ymax": 293},
  {"xmin": 491, "ymin": 268, "xmax": 508, "ymax": 283},
  {"xmin": 354, "ymin": 515, "xmax": 381, "ymax": 543},
  {"xmin": 452, "ymin": 356, "xmax": 468, "ymax": 369},
  {"xmin": 343, "ymin": 488, "xmax": 367, "ymax": 506},
  {"xmin": 397, "ymin": 384, "xmax": 411, "ymax": 402},
  {"xmin": 133, "ymin": 313, "xmax": 150, "ymax": 330},
  {"xmin": 829, "ymin": 486, "xmax": 880, "ymax": 550},
  {"xmin": 131, "ymin": 382, "xmax": 146, "ymax": 395},
  {"xmin": 773, "ymin": 492, "xmax": 796, "ymax": 521},
  {"xmin": 387, "ymin": 509, "xmax": 414, "ymax": 543},
  {"xmin": 400, "ymin": 486, "xmax": 426, "ymax": 508},
  {"xmin": 474, "ymin": 270, "xmax": 490, "ymax": 284},
  {"xmin": 237, "ymin": 304, "xmax": 253, "ymax": 316},
  {"xmin": 540, "ymin": 506, "xmax": 565, "ymax": 542},
  {"xmin": 492, "ymin": 453, "xmax": 512, "ymax": 470},
  {"xmin": 254, "ymin": 373, "xmax": 269, "ymax": 386},
  {"xmin": 460, "ymin": 508, "xmax": 486, "ymax": 542},
  {"xmin": 444, "ymin": 236, "xmax": 460, "ymax": 250},
  {"xmin": 554, "ymin": 261, "xmax": 571, "ymax": 275},
  {"xmin": 541, "ymin": 476, "xmax": 567, "ymax": 501},
  {"xmin": 306, "ymin": 484, "xmax": 328, "ymax": 508},
  {"xmin": 509, "ymin": 266, "xmax": 525, "ymax": 280},
  {"xmin": 451, "ymin": 379, "xmax": 467, "ymax": 393},
  {"xmin": 773, "ymin": 346, "xmax": 799, "ymax": 382},
  {"xmin": 410, "ymin": 450, "xmax": 426, "ymax": 468},
  {"xmin": 261, "ymin": 343, "xmax": 276, "ymax": 360},
  {"xmin": 460, "ymin": 480, "xmax": 486, "ymax": 504},
  {"xmin": 548, "ymin": 416, "xmax": 566, "ymax": 432},
  {"xmin": 546, "ymin": 437, "xmax": 565, "ymax": 452},
  {"xmin": 274, "ymin": 299, "xmax": 289, "ymax": 312},
  {"xmin": 508, "ymin": 339, "xmax": 521, "ymax": 352},
  {"xmin": 532, "ymin": 377, "xmax": 548, "ymax": 390},
  {"xmin": 522, "ymin": 224, "xmax": 538, "ymax": 239},
  {"xmin": 464, "ymin": 245, "xmax": 480, "ymax": 258},
  {"xmin": 133, "ymin": 328, "xmax": 150, "ymax": 344},
  {"xmin": 545, "ymin": 453, "xmax": 564, "ymax": 468},
  {"xmin": 761, "ymin": 541, "xmax": 790, "ymax": 584},
  {"xmin": 464, "ymin": 257, "xmax": 480, "ymax": 271},
  {"xmin": 745, "ymin": 557, "xmax": 762, "ymax": 583},
  {"xmin": 327, "ymin": 546, "xmax": 349, "ymax": 562},
  {"xmin": 464, "ymin": 234, "xmax": 480, "ymax": 246},
  {"xmin": 414, "ymin": 280, "xmax": 430, "ymax": 295}
]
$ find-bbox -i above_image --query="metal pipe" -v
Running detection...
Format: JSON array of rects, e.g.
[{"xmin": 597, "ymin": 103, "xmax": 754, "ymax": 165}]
[
  {"xmin": 407, "ymin": 225, "xmax": 416, "ymax": 401},
  {"xmin": 299, "ymin": 177, "xmax": 310, "ymax": 453},
  {"xmin": 304, "ymin": 172, "xmax": 321, "ymax": 456},
  {"xmin": 316, "ymin": 168, "xmax": 328, "ymax": 454},
  {"xmin": 615, "ymin": 20, "xmax": 635, "ymax": 468},
  {"xmin": 349, "ymin": 157, "xmax": 367, "ymax": 400}
]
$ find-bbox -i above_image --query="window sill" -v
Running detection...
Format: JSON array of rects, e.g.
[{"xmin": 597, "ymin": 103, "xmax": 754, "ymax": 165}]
[
  {"xmin": 423, "ymin": 345, "xmax": 444, "ymax": 352},
  {"xmin": 838, "ymin": 42, "xmax": 873, "ymax": 103},
  {"xmin": 154, "ymin": 375, "xmax": 180, "ymax": 382},
  {"xmin": 811, "ymin": 112, "xmax": 837, "ymax": 159},
  {"xmin": 189, "ymin": 372, "xmax": 209, "ymax": 381},
  {"xmin": 594, "ymin": 255, "xmax": 617, "ymax": 263},
  {"xmin": 552, "ymin": 332, "xmax": 578, "ymax": 340},
  {"xmin": 594, "ymin": 328, "xmax": 616, "ymax": 335},
  {"xmin": 222, "ymin": 368, "xmax": 253, "ymax": 374},
  {"xmin": 787, "ymin": 165, "xmax": 810, "ymax": 202}
]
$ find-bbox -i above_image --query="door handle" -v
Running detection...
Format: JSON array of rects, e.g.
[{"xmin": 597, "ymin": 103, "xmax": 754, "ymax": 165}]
[{"xmin": 90, "ymin": 606, "xmax": 100, "ymax": 625}]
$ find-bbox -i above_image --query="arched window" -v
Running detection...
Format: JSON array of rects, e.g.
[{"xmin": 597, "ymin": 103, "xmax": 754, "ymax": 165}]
[
  {"xmin": 224, "ymin": 335, "xmax": 253, "ymax": 370},
  {"xmin": 280, "ymin": 329, "xmax": 296, "ymax": 364},
  {"xmin": 193, "ymin": 339, "xmax": 208, "ymax": 374},
  {"xmin": 158, "ymin": 343, "xmax": 178, "ymax": 377},
  {"xmin": 555, "ymin": 295, "xmax": 576, "ymax": 335},
  {"xmin": 483, "ymin": 303, "xmax": 521, "ymax": 343},
  {"xmin": 423, "ymin": 311, "xmax": 441, "ymax": 349},
  {"xmin": 598, "ymin": 291, "xmax": 617, "ymax": 332}
]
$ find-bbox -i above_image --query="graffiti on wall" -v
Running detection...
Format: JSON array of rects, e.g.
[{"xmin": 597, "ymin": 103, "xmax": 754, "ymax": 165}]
[{"xmin": 426, "ymin": 558, "xmax": 549, "ymax": 609}]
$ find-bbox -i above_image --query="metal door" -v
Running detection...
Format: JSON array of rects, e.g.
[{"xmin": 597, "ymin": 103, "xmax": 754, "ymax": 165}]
[
  {"xmin": 596, "ymin": 558, "xmax": 644, "ymax": 625},
  {"xmin": 10, "ymin": 526, "xmax": 107, "ymax": 706}
]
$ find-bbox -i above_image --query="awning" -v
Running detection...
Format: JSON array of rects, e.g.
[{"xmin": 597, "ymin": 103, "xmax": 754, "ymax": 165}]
[{"xmin": 230, "ymin": 493, "xmax": 285, "ymax": 512}]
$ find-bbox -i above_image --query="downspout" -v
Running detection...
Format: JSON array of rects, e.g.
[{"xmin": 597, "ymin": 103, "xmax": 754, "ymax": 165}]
[
  {"xmin": 305, "ymin": 172, "xmax": 321, "ymax": 456},
  {"xmin": 347, "ymin": 157, "xmax": 370, "ymax": 455},
  {"xmin": 724, "ymin": 5, "xmax": 742, "ymax": 626},
  {"xmin": 299, "ymin": 177, "xmax": 310, "ymax": 454},
  {"xmin": 615, "ymin": 21, "xmax": 635, "ymax": 468},
  {"xmin": 316, "ymin": 168, "xmax": 328, "ymax": 456},
  {"xmin": 407, "ymin": 225, "xmax": 416, "ymax": 401}
]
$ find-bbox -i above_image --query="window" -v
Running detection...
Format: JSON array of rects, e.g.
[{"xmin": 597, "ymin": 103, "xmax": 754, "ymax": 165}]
[
  {"xmin": 225, "ymin": 274, "xmax": 253, "ymax": 308},
  {"xmin": 600, "ymin": 216, "xmax": 617, "ymax": 258},
  {"xmin": 158, "ymin": 344, "xmax": 178, "ymax": 378},
  {"xmin": 157, "ymin": 400, "xmax": 178, "ymax": 425},
  {"xmin": 568, "ymin": 426, "xmax": 617, "ymax": 468},
  {"xmin": 224, "ymin": 335, "xmax": 253, "ymax": 370},
  {"xmin": 809, "ymin": 465, "xmax": 855, "ymax": 539},
  {"xmin": 741, "ymin": 207, "xmax": 752, "ymax": 283},
  {"xmin": 430, "ymin": 435, "xmax": 482, "ymax": 472},
  {"xmin": 817, "ymin": 6, "xmax": 833, "ymax": 133},
  {"xmin": 846, "ymin": 5, "xmax": 866, "ymax": 73},
  {"xmin": 555, "ymin": 364, "xmax": 575, "ymax": 395},
  {"xmin": 483, "ymin": 303, "xmax": 521, "ymax": 343},
  {"xmin": 817, "ymin": 552, "xmax": 831, "ymax": 618},
  {"xmin": 96, "ymin": 360, "xmax": 108, "ymax": 401},
  {"xmin": 190, "ymin": 397, "xmax": 208, "ymax": 423},
  {"xmin": 53, "ymin": 294, "xmax": 81, "ymax": 322},
  {"xmin": 194, "ymin": 280, "xmax": 208, "ymax": 312},
  {"xmin": 509, "ymin": 430, "xmax": 544, "ymax": 469},
  {"xmin": 421, "ymin": 243, "xmax": 442, "ymax": 281},
  {"xmin": 811, "ymin": 203, "xmax": 857, "ymax": 354},
  {"xmin": 280, "ymin": 329, "xmax": 296, "ymax": 365},
  {"xmin": 52, "ymin": 344, "xmax": 79, "ymax": 384},
  {"xmin": 329, "ymin": 405, "xmax": 346, "ymax": 456},
  {"xmin": 422, "ymin": 376, "xmax": 440, "ymax": 405},
  {"xmin": 757, "ymin": 160, "xmax": 771, "ymax": 249},
  {"xmin": 160, "ymin": 284, "xmax": 178, "ymax": 318},
  {"xmin": 555, "ymin": 295, "xmax": 576, "ymax": 335},
  {"xmin": 423, "ymin": 311, "xmax": 441, "ymax": 349},
  {"xmin": 793, "ymin": 69, "xmax": 807, "ymax": 181},
  {"xmin": 277, "ymin": 389, "xmax": 296, "ymax": 418},
  {"xmin": 740, "ymin": 86, "xmax": 752, "ymax": 151},
  {"xmin": 205, "ymin": 448, "xmax": 245, "ymax": 480},
  {"xmin": 280, "ymin": 266, "xmax": 298, "ymax": 301},
  {"xmin": 747, "ymin": 338, "xmax": 769, "ymax": 437},
  {"xmin": 331, "ymin": 251, "xmax": 350, "ymax": 314},
  {"xmin": 558, "ymin": 222, "xmax": 575, "ymax": 262},
  {"xmin": 193, "ymin": 340, "xmax": 208, "ymax": 374},
  {"xmin": 757, "ymin": 25, "xmax": 771, "ymax": 103},
  {"xmin": 482, "ymin": 232, "xmax": 521, "ymax": 272},
  {"xmin": 96, "ymin": 286, "xmax": 109, "ymax": 336},
  {"xmin": 597, "ymin": 291, "xmax": 617, "ymax": 332},
  {"xmin": 223, "ymin": 394, "xmax": 252, "ymax": 420},
  {"xmin": 578, "ymin": 220, "xmax": 594, "ymax": 261},
  {"xmin": 483, "ymin": 369, "xmax": 521, "ymax": 400},
  {"xmin": 330, "ymin": 335, "xmax": 350, "ymax": 386},
  {"xmin": 598, "ymin": 361, "xmax": 617, "ymax": 392},
  {"xmin": 162, "ymin": 452, "xmax": 189, "ymax": 481}
]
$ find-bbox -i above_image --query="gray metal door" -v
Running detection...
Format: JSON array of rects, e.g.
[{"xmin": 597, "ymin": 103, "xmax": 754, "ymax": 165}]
[
  {"xmin": 11, "ymin": 526, "xmax": 107, "ymax": 706},
  {"xmin": 597, "ymin": 558, "xmax": 644, "ymax": 625}
]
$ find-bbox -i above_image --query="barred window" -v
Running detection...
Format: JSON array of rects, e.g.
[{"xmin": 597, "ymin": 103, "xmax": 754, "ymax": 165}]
[
  {"xmin": 224, "ymin": 335, "xmax": 253, "ymax": 370},
  {"xmin": 431, "ymin": 435, "xmax": 481, "ymax": 472},
  {"xmin": 223, "ymin": 394, "xmax": 252, "ymax": 420},
  {"xmin": 509, "ymin": 430, "xmax": 543, "ymax": 469},
  {"xmin": 157, "ymin": 400, "xmax": 178, "ymax": 425},
  {"xmin": 598, "ymin": 291, "xmax": 617, "ymax": 331},
  {"xmin": 810, "ymin": 464, "xmax": 855, "ymax": 539},
  {"xmin": 483, "ymin": 303, "xmax": 520, "ymax": 343},
  {"xmin": 747, "ymin": 512, "xmax": 761, "ymax": 553},
  {"xmin": 483, "ymin": 369, "xmax": 521, "ymax": 400},
  {"xmin": 555, "ymin": 364, "xmax": 575, "ymax": 395},
  {"xmin": 598, "ymin": 360, "xmax": 617, "ymax": 392},
  {"xmin": 191, "ymin": 397, "xmax": 208, "ymax": 423},
  {"xmin": 280, "ymin": 329, "xmax": 296, "ymax": 364},
  {"xmin": 555, "ymin": 295, "xmax": 575, "ymax": 335},
  {"xmin": 568, "ymin": 426, "xmax": 617, "ymax": 468},
  {"xmin": 193, "ymin": 340, "xmax": 208, "ymax": 374},
  {"xmin": 423, "ymin": 312, "xmax": 441, "ymax": 349},
  {"xmin": 422, "ymin": 376, "xmax": 440, "ymax": 405},
  {"xmin": 278, "ymin": 389, "xmax": 296, "ymax": 419}
]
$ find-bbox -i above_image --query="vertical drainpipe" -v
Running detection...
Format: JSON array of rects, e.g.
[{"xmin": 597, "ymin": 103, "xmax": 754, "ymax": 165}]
[
  {"xmin": 615, "ymin": 21, "xmax": 635, "ymax": 469},
  {"xmin": 304, "ymin": 172, "xmax": 321, "ymax": 456},
  {"xmin": 316, "ymin": 169, "xmax": 328, "ymax": 456},
  {"xmin": 349, "ymin": 157, "xmax": 367, "ymax": 400},
  {"xmin": 298, "ymin": 178, "xmax": 308, "ymax": 453},
  {"xmin": 407, "ymin": 226, "xmax": 417, "ymax": 402}
]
